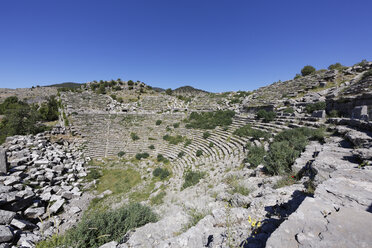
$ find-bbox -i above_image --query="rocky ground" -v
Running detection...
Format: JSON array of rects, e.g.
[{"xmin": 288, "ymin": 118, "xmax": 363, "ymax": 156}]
[{"xmin": 0, "ymin": 127, "xmax": 91, "ymax": 247}]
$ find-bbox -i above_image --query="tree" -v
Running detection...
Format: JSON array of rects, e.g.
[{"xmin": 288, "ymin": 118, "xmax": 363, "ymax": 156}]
[
  {"xmin": 301, "ymin": 65, "xmax": 316, "ymax": 76},
  {"xmin": 328, "ymin": 63, "xmax": 344, "ymax": 70},
  {"xmin": 38, "ymin": 96, "xmax": 59, "ymax": 121},
  {"xmin": 97, "ymin": 84, "xmax": 106, "ymax": 94},
  {"xmin": 165, "ymin": 88, "xmax": 172, "ymax": 95}
]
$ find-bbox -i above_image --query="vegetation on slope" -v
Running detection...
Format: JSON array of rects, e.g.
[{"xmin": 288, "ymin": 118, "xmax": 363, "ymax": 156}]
[
  {"xmin": 182, "ymin": 169, "xmax": 206, "ymax": 190},
  {"xmin": 264, "ymin": 127, "xmax": 325, "ymax": 175},
  {"xmin": 233, "ymin": 124, "xmax": 270, "ymax": 140},
  {"xmin": 37, "ymin": 203, "xmax": 157, "ymax": 248},
  {"xmin": 305, "ymin": 102, "xmax": 326, "ymax": 114},
  {"xmin": 185, "ymin": 110, "xmax": 235, "ymax": 129},
  {"xmin": 0, "ymin": 96, "xmax": 59, "ymax": 144},
  {"xmin": 256, "ymin": 109, "xmax": 276, "ymax": 122},
  {"xmin": 163, "ymin": 134, "xmax": 184, "ymax": 145}
]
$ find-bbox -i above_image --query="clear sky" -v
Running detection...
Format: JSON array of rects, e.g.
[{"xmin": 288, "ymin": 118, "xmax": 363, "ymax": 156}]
[{"xmin": 0, "ymin": 0, "xmax": 371, "ymax": 92}]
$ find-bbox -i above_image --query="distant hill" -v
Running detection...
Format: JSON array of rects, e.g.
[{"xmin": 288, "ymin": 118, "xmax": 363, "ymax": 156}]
[
  {"xmin": 173, "ymin": 86, "xmax": 209, "ymax": 95},
  {"xmin": 152, "ymin": 87, "xmax": 165, "ymax": 92},
  {"xmin": 45, "ymin": 82, "xmax": 82, "ymax": 88}
]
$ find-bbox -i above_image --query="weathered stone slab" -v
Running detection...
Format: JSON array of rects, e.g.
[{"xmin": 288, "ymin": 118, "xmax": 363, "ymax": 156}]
[
  {"xmin": 24, "ymin": 207, "xmax": 45, "ymax": 219},
  {"xmin": 13, "ymin": 218, "xmax": 37, "ymax": 230},
  {"xmin": 0, "ymin": 210, "xmax": 16, "ymax": 225},
  {"xmin": 49, "ymin": 199, "xmax": 65, "ymax": 214},
  {"xmin": 266, "ymin": 197, "xmax": 372, "ymax": 248},
  {"xmin": 312, "ymin": 110, "xmax": 326, "ymax": 118},
  {"xmin": 0, "ymin": 225, "xmax": 13, "ymax": 243},
  {"xmin": 352, "ymin": 105, "xmax": 369, "ymax": 121},
  {"xmin": 0, "ymin": 148, "xmax": 7, "ymax": 174}
]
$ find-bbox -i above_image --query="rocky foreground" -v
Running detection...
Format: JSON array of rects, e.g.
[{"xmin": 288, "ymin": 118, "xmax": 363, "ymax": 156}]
[{"xmin": 0, "ymin": 128, "xmax": 90, "ymax": 247}]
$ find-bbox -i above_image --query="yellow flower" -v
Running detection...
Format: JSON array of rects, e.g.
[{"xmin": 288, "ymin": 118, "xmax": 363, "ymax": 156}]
[
  {"xmin": 257, "ymin": 221, "xmax": 261, "ymax": 228},
  {"xmin": 248, "ymin": 216, "xmax": 251, "ymax": 223},
  {"xmin": 252, "ymin": 220, "xmax": 257, "ymax": 227}
]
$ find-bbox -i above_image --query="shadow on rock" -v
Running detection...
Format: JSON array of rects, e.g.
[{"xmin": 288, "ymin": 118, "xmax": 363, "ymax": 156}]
[{"xmin": 239, "ymin": 190, "xmax": 308, "ymax": 248}]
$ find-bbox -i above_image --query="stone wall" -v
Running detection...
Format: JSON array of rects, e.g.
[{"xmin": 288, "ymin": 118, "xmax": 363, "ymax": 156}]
[{"xmin": 326, "ymin": 93, "xmax": 372, "ymax": 119}]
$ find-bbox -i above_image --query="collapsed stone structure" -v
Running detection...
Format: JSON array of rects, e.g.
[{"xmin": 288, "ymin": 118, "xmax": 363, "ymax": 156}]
[{"xmin": 0, "ymin": 128, "xmax": 90, "ymax": 247}]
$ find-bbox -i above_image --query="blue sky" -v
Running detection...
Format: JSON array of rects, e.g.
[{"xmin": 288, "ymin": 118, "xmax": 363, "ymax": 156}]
[{"xmin": 0, "ymin": 0, "xmax": 371, "ymax": 92}]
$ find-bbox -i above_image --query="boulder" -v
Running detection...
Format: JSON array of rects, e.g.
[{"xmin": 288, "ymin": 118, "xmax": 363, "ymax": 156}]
[
  {"xmin": 0, "ymin": 148, "xmax": 7, "ymax": 175},
  {"xmin": 0, "ymin": 225, "xmax": 13, "ymax": 243}
]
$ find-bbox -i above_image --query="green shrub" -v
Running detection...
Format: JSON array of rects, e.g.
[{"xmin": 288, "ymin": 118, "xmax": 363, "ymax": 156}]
[
  {"xmin": 182, "ymin": 170, "xmax": 205, "ymax": 189},
  {"xmin": 294, "ymin": 73, "xmax": 302, "ymax": 80},
  {"xmin": 150, "ymin": 191, "xmax": 166, "ymax": 205},
  {"xmin": 97, "ymin": 84, "xmax": 106, "ymax": 94},
  {"xmin": 173, "ymin": 122, "xmax": 180, "ymax": 128},
  {"xmin": 178, "ymin": 151, "xmax": 185, "ymax": 158},
  {"xmin": 163, "ymin": 134, "xmax": 184, "ymax": 145},
  {"xmin": 117, "ymin": 151, "xmax": 125, "ymax": 157},
  {"xmin": 301, "ymin": 65, "xmax": 316, "ymax": 76},
  {"xmin": 131, "ymin": 132, "xmax": 140, "ymax": 141},
  {"xmin": 165, "ymin": 88, "xmax": 173, "ymax": 95},
  {"xmin": 156, "ymin": 154, "xmax": 168, "ymax": 163},
  {"xmin": 185, "ymin": 110, "xmax": 235, "ymax": 129},
  {"xmin": 156, "ymin": 120, "xmax": 162, "ymax": 125},
  {"xmin": 135, "ymin": 152, "xmax": 149, "ymax": 160},
  {"xmin": 127, "ymin": 80, "xmax": 134, "ymax": 86},
  {"xmin": 283, "ymin": 107, "xmax": 294, "ymax": 114},
  {"xmin": 264, "ymin": 127, "xmax": 325, "ymax": 175},
  {"xmin": 246, "ymin": 146, "xmax": 266, "ymax": 168},
  {"xmin": 148, "ymin": 145, "xmax": 155, "ymax": 150},
  {"xmin": 202, "ymin": 131, "xmax": 211, "ymax": 139},
  {"xmin": 184, "ymin": 139, "xmax": 192, "ymax": 147},
  {"xmin": 208, "ymin": 142, "xmax": 214, "ymax": 148},
  {"xmin": 225, "ymin": 176, "xmax": 251, "ymax": 196},
  {"xmin": 264, "ymin": 141, "xmax": 300, "ymax": 175},
  {"xmin": 0, "ymin": 97, "xmax": 49, "ymax": 144},
  {"xmin": 233, "ymin": 124, "xmax": 270, "ymax": 140},
  {"xmin": 362, "ymin": 69, "xmax": 372, "ymax": 80},
  {"xmin": 305, "ymin": 102, "xmax": 326, "ymax": 114},
  {"xmin": 37, "ymin": 203, "xmax": 157, "ymax": 248},
  {"xmin": 273, "ymin": 174, "xmax": 297, "ymax": 189},
  {"xmin": 38, "ymin": 96, "xmax": 59, "ymax": 121},
  {"xmin": 152, "ymin": 167, "xmax": 170, "ymax": 180},
  {"xmin": 328, "ymin": 110, "xmax": 339, "ymax": 118},
  {"xmin": 356, "ymin": 59, "xmax": 368, "ymax": 66},
  {"xmin": 196, "ymin": 150, "xmax": 203, "ymax": 157},
  {"xmin": 256, "ymin": 109, "xmax": 276, "ymax": 122},
  {"xmin": 182, "ymin": 208, "xmax": 208, "ymax": 231},
  {"xmin": 86, "ymin": 168, "xmax": 101, "ymax": 181},
  {"xmin": 328, "ymin": 62, "xmax": 345, "ymax": 71}
]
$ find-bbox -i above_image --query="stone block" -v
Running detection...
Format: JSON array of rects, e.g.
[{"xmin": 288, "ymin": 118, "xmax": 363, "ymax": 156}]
[
  {"xmin": 0, "ymin": 149, "xmax": 7, "ymax": 175},
  {"xmin": 0, "ymin": 225, "xmax": 13, "ymax": 243},
  {"xmin": 0, "ymin": 210, "xmax": 16, "ymax": 225},
  {"xmin": 352, "ymin": 105, "xmax": 368, "ymax": 121},
  {"xmin": 312, "ymin": 110, "xmax": 326, "ymax": 118}
]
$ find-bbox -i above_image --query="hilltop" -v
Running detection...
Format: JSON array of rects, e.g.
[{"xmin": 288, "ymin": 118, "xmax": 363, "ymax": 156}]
[{"xmin": 0, "ymin": 61, "xmax": 371, "ymax": 248}]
